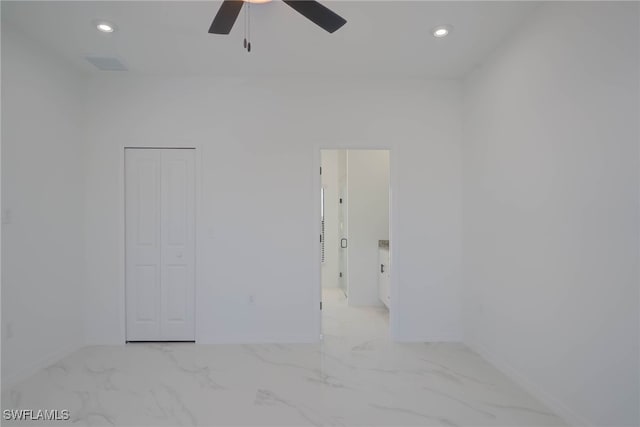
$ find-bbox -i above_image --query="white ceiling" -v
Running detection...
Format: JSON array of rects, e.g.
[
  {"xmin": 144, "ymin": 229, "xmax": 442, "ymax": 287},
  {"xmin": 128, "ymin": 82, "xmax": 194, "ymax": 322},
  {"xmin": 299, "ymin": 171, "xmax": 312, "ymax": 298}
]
[{"xmin": 2, "ymin": 1, "xmax": 538, "ymax": 78}]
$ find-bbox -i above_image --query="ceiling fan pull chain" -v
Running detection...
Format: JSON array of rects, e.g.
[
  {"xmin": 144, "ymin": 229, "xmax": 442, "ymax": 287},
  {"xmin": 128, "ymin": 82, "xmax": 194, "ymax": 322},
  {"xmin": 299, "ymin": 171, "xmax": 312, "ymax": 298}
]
[
  {"xmin": 243, "ymin": 1, "xmax": 248, "ymax": 49},
  {"xmin": 248, "ymin": 1, "xmax": 251, "ymax": 53}
]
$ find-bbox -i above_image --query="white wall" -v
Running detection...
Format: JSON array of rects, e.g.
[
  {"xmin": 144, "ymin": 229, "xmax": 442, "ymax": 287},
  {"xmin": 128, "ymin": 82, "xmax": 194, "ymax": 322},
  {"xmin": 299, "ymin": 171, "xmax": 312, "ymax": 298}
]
[
  {"xmin": 1, "ymin": 27, "xmax": 86, "ymax": 386},
  {"xmin": 347, "ymin": 150, "xmax": 389, "ymax": 306},
  {"xmin": 462, "ymin": 2, "xmax": 639, "ymax": 426},
  {"xmin": 321, "ymin": 150, "xmax": 339, "ymax": 288},
  {"xmin": 83, "ymin": 75, "xmax": 463, "ymax": 344}
]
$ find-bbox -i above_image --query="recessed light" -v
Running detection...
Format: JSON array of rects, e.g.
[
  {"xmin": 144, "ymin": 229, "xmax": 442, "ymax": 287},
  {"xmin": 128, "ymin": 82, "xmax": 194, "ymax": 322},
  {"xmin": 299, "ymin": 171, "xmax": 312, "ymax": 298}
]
[
  {"xmin": 95, "ymin": 21, "xmax": 115, "ymax": 33},
  {"xmin": 432, "ymin": 25, "xmax": 453, "ymax": 38}
]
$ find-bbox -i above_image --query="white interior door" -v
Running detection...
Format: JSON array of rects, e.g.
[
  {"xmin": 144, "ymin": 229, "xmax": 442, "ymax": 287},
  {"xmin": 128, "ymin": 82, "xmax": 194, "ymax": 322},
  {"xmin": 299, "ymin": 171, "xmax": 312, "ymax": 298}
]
[
  {"xmin": 337, "ymin": 150, "xmax": 348, "ymax": 296},
  {"xmin": 338, "ymin": 183, "xmax": 348, "ymax": 295},
  {"xmin": 126, "ymin": 148, "xmax": 195, "ymax": 341}
]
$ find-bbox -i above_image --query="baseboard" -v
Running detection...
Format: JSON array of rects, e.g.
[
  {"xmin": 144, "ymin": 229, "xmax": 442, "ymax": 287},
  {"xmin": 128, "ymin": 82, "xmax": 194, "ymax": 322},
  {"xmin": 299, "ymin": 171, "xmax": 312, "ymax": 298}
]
[
  {"xmin": 468, "ymin": 341, "xmax": 592, "ymax": 427},
  {"xmin": 2, "ymin": 341, "xmax": 82, "ymax": 391},
  {"xmin": 393, "ymin": 332, "xmax": 463, "ymax": 342}
]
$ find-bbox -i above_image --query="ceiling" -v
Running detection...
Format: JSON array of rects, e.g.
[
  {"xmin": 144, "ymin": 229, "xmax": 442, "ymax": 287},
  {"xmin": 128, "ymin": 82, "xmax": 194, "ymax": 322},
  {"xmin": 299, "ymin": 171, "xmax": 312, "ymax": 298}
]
[{"xmin": 2, "ymin": 1, "xmax": 538, "ymax": 78}]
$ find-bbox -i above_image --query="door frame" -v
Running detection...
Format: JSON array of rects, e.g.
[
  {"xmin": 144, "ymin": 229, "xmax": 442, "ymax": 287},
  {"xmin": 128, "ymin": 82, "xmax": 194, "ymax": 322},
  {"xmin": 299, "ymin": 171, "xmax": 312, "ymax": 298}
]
[
  {"xmin": 120, "ymin": 144, "xmax": 202, "ymax": 344},
  {"xmin": 314, "ymin": 146, "xmax": 398, "ymax": 341}
]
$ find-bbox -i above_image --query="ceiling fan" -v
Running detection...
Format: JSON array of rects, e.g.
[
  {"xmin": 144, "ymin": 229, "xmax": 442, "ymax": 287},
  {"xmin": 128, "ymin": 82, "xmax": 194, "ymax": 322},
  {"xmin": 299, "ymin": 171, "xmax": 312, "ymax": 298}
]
[{"xmin": 208, "ymin": 0, "xmax": 347, "ymax": 35}]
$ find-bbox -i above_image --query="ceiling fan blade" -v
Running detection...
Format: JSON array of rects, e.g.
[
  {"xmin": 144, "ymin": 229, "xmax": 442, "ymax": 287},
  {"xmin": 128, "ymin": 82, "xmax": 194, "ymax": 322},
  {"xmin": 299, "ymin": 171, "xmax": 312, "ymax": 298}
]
[
  {"xmin": 282, "ymin": 1, "xmax": 346, "ymax": 33},
  {"xmin": 209, "ymin": 0, "xmax": 244, "ymax": 34}
]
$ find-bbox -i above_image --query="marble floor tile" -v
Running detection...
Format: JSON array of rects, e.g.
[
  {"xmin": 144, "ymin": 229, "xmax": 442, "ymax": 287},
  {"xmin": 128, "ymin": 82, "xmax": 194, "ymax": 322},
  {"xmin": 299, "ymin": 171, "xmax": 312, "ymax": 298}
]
[{"xmin": 1, "ymin": 288, "xmax": 565, "ymax": 426}]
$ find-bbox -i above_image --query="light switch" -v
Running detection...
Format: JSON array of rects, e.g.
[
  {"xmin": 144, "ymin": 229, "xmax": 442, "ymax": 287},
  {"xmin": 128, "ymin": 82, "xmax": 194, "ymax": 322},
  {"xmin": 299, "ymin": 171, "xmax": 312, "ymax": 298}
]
[
  {"xmin": 2, "ymin": 208, "xmax": 12, "ymax": 225},
  {"xmin": 5, "ymin": 322, "xmax": 13, "ymax": 340}
]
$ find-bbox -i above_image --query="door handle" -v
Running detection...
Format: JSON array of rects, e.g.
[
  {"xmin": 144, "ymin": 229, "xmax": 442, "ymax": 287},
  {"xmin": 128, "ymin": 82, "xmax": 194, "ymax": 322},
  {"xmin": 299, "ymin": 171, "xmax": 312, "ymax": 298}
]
[
  {"xmin": 381, "ymin": 264, "xmax": 385, "ymax": 274},
  {"xmin": 341, "ymin": 238, "xmax": 348, "ymax": 248}
]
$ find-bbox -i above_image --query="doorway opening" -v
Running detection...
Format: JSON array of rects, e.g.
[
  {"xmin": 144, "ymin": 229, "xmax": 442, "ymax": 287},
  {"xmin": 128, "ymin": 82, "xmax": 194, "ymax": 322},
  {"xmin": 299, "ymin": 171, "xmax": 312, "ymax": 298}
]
[{"xmin": 319, "ymin": 149, "xmax": 391, "ymax": 340}]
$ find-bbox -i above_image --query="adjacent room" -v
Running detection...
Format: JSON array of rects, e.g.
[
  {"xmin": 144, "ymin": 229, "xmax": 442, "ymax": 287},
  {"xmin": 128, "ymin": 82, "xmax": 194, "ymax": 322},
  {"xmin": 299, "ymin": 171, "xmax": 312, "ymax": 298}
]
[
  {"xmin": 320, "ymin": 149, "xmax": 391, "ymax": 341},
  {"xmin": 1, "ymin": 1, "xmax": 638, "ymax": 426}
]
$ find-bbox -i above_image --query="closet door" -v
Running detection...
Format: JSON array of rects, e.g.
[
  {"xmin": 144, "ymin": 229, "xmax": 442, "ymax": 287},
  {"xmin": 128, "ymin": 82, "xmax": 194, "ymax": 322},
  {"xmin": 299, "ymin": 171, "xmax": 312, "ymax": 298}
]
[
  {"xmin": 125, "ymin": 148, "xmax": 195, "ymax": 341},
  {"xmin": 160, "ymin": 149, "xmax": 195, "ymax": 340},
  {"xmin": 125, "ymin": 149, "xmax": 162, "ymax": 340}
]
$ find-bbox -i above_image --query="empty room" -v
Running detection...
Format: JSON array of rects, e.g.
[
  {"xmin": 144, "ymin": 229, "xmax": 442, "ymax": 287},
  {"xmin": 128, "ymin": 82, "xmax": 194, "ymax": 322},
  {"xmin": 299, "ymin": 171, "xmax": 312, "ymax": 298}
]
[{"xmin": 1, "ymin": 1, "xmax": 638, "ymax": 426}]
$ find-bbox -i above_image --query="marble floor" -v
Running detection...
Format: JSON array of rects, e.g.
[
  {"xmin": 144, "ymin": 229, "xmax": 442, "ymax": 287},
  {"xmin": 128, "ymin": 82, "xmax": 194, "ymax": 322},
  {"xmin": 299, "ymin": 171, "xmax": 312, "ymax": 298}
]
[{"xmin": 1, "ymin": 288, "xmax": 565, "ymax": 426}]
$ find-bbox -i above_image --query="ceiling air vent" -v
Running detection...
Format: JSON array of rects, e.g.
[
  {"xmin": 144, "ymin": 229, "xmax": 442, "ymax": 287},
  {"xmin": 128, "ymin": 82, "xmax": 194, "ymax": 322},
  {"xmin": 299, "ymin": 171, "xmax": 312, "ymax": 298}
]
[{"xmin": 85, "ymin": 56, "xmax": 128, "ymax": 71}]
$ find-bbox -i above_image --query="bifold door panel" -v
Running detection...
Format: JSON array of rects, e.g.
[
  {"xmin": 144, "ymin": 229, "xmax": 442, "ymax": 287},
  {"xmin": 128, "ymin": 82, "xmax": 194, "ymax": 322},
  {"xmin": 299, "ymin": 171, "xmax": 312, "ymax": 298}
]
[{"xmin": 125, "ymin": 149, "xmax": 195, "ymax": 341}]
